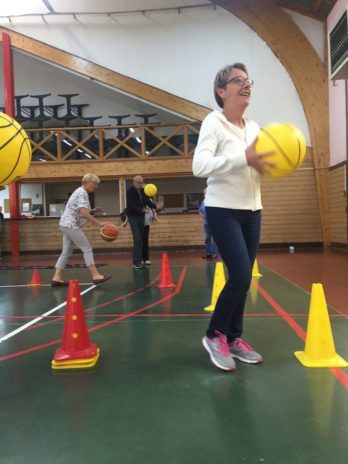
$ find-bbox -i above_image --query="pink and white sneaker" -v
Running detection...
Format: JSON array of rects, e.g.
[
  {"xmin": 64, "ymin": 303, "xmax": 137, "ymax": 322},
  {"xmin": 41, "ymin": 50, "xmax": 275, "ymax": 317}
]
[
  {"xmin": 202, "ymin": 331, "xmax": 236, "ymax": 371},
  {"xmin": 228, "ymin": 338, "xmax": 263, "ymax": 364}
]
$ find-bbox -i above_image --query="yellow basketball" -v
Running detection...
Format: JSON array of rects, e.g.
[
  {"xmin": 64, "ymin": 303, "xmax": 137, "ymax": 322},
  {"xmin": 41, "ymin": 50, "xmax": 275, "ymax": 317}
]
[
  {"xmin": 255, "ymin": 122, "xmax": 306, "ymax": 178},
  {"xmin": 0, "ymin": 113, "xmax": 32, "ymax": 186},
  {"xmin": 144, "ymin": 183, "xmax": 157, "ymax": 197}
]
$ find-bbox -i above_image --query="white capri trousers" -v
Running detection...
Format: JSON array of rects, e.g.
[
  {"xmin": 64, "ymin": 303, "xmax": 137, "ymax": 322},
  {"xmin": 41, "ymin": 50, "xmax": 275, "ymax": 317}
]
[{"xmin": 55, "ymin": 225, "xmax": 95, "ymax": 269}]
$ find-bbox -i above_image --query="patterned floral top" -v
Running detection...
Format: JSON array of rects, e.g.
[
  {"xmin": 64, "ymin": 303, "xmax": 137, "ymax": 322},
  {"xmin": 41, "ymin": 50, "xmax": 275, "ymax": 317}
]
[{"xmin": 59, "ymin": 187, "xmax": 90, "ymax": 229}]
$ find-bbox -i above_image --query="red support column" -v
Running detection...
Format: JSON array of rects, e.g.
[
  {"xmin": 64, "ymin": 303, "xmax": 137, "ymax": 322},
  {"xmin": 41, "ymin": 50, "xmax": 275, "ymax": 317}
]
[{"xmin": 2, "ymin": 32, "xmax": 20, "ymax": 256}]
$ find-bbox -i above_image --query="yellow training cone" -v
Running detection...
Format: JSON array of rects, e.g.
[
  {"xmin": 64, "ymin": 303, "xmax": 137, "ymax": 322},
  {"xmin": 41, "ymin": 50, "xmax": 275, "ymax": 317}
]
[
  {"xmin": 294, "ymin": 283, "xmax": 348, "ymax": 368},
  {"xmin": 204, "ymin": 262, "xmax": 226, "ymax": 312},
  {"xmin": 249, "ymin": 279, "xmax": 259, "ymax": 305},
  {"xmin": 252, "ymin": 259, "xmax": 262, "ymax": 277}
]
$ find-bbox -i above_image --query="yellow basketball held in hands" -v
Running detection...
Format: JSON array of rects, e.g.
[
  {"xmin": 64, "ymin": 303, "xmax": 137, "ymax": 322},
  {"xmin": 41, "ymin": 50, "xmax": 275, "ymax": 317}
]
[
  {"xmin": 0, "ymin": 113, "xmax": 32, "ymax": 186},
  {"xmin": 144, "ymin": 183, "xmax": 157, "ymax": 197},
  {"xmin": 255, "ymin": 122, "xmax": 306, "ymax": 178}
]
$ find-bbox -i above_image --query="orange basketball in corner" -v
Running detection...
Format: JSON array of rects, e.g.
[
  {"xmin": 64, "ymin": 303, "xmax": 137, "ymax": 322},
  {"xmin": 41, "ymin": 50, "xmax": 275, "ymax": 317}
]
[{"xmin": 100, "ymin": 224, "xmax": 119, "ymax": 242}]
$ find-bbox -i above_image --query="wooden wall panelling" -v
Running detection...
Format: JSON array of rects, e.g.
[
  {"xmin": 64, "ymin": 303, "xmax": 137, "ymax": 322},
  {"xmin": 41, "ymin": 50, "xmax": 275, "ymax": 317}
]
[
  {"xmin": 261, "ymin": 148, "xmax": 322, "ymax": 243},
  {"xmin": 0, "ymin": 215, "xmax": 206, "ymax": 253},
  {"xmin": 329, "ymin": 165, "xmax": 348, "ymax": 245},
  {"xmin": 0, "ymin": 197, "xmax": 325, "ymax": 254}
]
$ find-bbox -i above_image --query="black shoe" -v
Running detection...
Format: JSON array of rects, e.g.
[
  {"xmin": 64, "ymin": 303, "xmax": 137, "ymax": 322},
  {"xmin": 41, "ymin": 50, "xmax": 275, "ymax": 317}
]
[
  {"xmin": 210, "ymin": 254, "xmax": 217, "ymax": 259},
  {"xmin": 133, "ymin": 263, "xmax": 144, "ymax": 269}
]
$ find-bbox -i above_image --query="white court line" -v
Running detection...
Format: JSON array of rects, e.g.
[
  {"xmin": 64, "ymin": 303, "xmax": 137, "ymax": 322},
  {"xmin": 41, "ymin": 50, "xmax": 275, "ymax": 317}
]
[{"xmin": 0, "ymin": 284, "xmax": 96, "ymax": 343}]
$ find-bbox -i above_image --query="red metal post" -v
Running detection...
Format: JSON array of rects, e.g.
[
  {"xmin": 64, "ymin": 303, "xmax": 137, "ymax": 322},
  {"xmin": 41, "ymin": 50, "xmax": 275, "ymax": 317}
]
[{"xmin": 2, "ymin": 32, "xmax": 20, "ymax": 256}]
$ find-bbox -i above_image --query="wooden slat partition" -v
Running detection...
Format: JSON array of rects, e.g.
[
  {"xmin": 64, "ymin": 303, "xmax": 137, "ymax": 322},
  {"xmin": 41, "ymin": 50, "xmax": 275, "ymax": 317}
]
[
  {"xmin": 261, "ymin": 148, "xmax": 322, "ymax": 243},
  {"xmin": 0, "ymin": 214, "xmax": 205, "ymax": 254},
  {"xmin": 0, "ymin": 148, "xmax": 325, "ymax": 253},
  {"xmin": 329, "ymin": 164, "xmax": 348, "ymax": 245}
]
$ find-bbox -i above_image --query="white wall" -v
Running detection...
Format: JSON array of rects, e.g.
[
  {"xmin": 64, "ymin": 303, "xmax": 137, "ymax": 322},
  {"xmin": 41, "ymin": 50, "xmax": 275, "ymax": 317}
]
[
  {"xmin": 0, "ymin": 185, "xmax": 9, "ymax": 218},
  {"xmin": 20, "ymin": 183, "xmax": 43, "ymax": 215},
  {"xmin": 282, "ymin": 8, "xmax": 325, "ymax": 63},
  {"xmin": 45, "ymin": 180, "xmax": 120, "ymax": 215},
  {"xmin": 125, "ymin": 177, "xmax": 205, "ymax": 194},
  {"xmin": 0, "ymin": 49, "xmax": 186, "ymax": 126},
  {"xmin": 0, "ymin": 5, "xmax": 327, "ymax": 145},
  {"xmin": 125, "ymin": 176, "xmax": 206, "ymax": 212}
]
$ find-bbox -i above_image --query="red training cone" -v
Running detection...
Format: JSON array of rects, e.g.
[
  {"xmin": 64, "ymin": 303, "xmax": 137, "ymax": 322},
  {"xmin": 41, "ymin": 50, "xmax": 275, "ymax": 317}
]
[
  {"xmin": 52, "ymin": 280, "xmax": 99, "ymax": 369},
  {"xmin": 157, "ymin": 253, "xmax": 176, "ymax": 288},
  {"xmin": 27, "ymin": 269, "xmax": 45, "ymax": 286}
]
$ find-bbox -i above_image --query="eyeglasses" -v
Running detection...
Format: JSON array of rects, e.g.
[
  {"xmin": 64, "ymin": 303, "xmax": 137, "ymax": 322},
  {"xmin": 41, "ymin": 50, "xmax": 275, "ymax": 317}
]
[{"xmin": 225, "ymin": 77, "xmax": 254, "ymax": 88}]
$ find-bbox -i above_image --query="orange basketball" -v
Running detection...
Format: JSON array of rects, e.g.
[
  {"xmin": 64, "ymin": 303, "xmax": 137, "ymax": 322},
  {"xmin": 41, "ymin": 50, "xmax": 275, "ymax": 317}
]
[{"xmin": 100, "ymin": 224, "xmax": 119, "ymax": 242}]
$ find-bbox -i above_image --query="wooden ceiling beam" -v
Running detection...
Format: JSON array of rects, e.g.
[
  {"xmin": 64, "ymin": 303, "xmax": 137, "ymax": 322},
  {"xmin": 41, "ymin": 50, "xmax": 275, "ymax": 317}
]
[
  {"xmin": 21, "ymin": 158, "xmax": 195, "ymax": 183},
  {"xmin": 274, "ymin": 0, "xmax": 326, "ymax": 21},
  {"xmin": 312, "ymin": 0, "xmax": 324, "ymax": 13}
]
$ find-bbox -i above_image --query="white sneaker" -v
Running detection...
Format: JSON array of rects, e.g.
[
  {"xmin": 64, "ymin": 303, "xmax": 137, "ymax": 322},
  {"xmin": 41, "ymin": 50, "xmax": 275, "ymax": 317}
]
[{"xmin": 145, "ymin": 260, "xmax": 151, "ymax": 266}]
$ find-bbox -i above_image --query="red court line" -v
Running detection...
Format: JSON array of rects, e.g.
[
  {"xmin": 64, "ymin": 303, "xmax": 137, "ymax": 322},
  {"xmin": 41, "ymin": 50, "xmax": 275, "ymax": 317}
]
[
  {"xmin": 3, "ymin": 273, "xmax": 162, "ymax": 335},
  {"xmin": 2, "ymin": 313, "xmax": 348, "ymax": 320},
  {"xmin": 252, "ymin": 279, "xmax": 348, "ymax": 389},
  {"xmin": 0, "ymin": 267, "xmax": 187, "ymax": 363},
  {"xmin": 88, "ymin": 266, "xmax": 187, "ymax": 333}
]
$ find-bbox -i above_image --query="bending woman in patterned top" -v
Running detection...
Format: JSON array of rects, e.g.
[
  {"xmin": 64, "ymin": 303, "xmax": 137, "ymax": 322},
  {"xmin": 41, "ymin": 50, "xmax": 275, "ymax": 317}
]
[{"xmin": 51, "ymin": 173, "xmax": 112, "ymax": 286}]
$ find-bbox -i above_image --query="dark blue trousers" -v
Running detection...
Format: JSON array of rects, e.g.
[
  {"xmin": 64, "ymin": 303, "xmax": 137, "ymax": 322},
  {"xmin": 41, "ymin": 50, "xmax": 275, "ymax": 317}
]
[
  {"xmin": 205, "ymin": 207, "xmax": 261, "ymax": 342},
  {"xmin": 128, "ymin": 216, "xmax": 144, "ymax": 265},
  {"xmin": 203, "ymin": 222, "xmax": 217, "ymax": 256}
]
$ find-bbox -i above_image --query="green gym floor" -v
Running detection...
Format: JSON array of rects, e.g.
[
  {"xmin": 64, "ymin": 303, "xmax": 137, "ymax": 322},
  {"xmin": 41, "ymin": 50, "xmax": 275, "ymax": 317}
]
[{"xmin": 0, "ymin": 248, "xmax": 348, "ymax": 464}]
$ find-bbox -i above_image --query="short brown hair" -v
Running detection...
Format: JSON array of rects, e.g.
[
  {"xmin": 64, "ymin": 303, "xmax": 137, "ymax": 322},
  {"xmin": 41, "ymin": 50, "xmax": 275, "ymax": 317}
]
[{"xmin": 214, "ymin": 63, "xmax": 248, "ymax": 108}]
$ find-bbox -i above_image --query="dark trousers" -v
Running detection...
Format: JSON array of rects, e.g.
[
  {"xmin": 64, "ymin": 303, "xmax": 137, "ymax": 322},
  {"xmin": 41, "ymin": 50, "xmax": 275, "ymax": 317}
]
[
  {"xmin": 128, "ymin": 216, "xmax": 144, "ymax": 265},
  {"xmin": 142, "ymin": 225, "xmax": 150, "ymax": 261},
  {"xmin": 205, "ymin": 207, "xmax": 261, "ymax": 342},
  {"xmin": 203, "ymin": 222, "xmax": 217, "ymax": 256}
]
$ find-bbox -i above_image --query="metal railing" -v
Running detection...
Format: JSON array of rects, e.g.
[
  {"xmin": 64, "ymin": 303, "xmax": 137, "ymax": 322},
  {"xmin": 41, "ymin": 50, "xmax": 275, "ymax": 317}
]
[{"xmin": 26, "ymin": 122, "xmax": 201, "ymax": 162}]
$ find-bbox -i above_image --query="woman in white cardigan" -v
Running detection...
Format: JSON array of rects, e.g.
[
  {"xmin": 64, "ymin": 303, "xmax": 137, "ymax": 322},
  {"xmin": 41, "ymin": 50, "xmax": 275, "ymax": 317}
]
[{"xmin": 193, "ymin": 63, "xmax": 273, "ymax": 371}]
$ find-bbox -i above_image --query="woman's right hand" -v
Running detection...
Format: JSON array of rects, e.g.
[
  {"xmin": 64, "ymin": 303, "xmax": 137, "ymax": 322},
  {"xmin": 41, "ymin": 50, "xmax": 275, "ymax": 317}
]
[
  {"xmin": 99, "ymin": 221, "xmax": 112, "ymax": 228},
  {"xmin": 246, "ymin": 137, "xmax": 276, "ymax": 174}
]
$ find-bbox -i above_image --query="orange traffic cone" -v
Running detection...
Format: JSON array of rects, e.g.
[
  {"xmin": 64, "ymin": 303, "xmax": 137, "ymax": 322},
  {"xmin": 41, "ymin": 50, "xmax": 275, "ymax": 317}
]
[
  {"xmin": 52, "ymin": 280, "xmax": 100, "ymax": 369},
  {"xmin": 157, "ymin": 253, "xmax": 176, "ymax": 288},
  {"xmin": 27, "ymin": 269, "xmax": 45, "ymax": 286}
]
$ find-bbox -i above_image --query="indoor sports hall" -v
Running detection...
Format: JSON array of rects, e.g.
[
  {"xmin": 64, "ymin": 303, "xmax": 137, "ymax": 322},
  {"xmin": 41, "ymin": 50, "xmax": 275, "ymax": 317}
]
[
  {"xmin": 0, "ymin": 250, "xmax": 348, "ymax": 463},
  {"xmin": 0, "ymin": 1, "xmax": 348, "ymax": 463}
]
